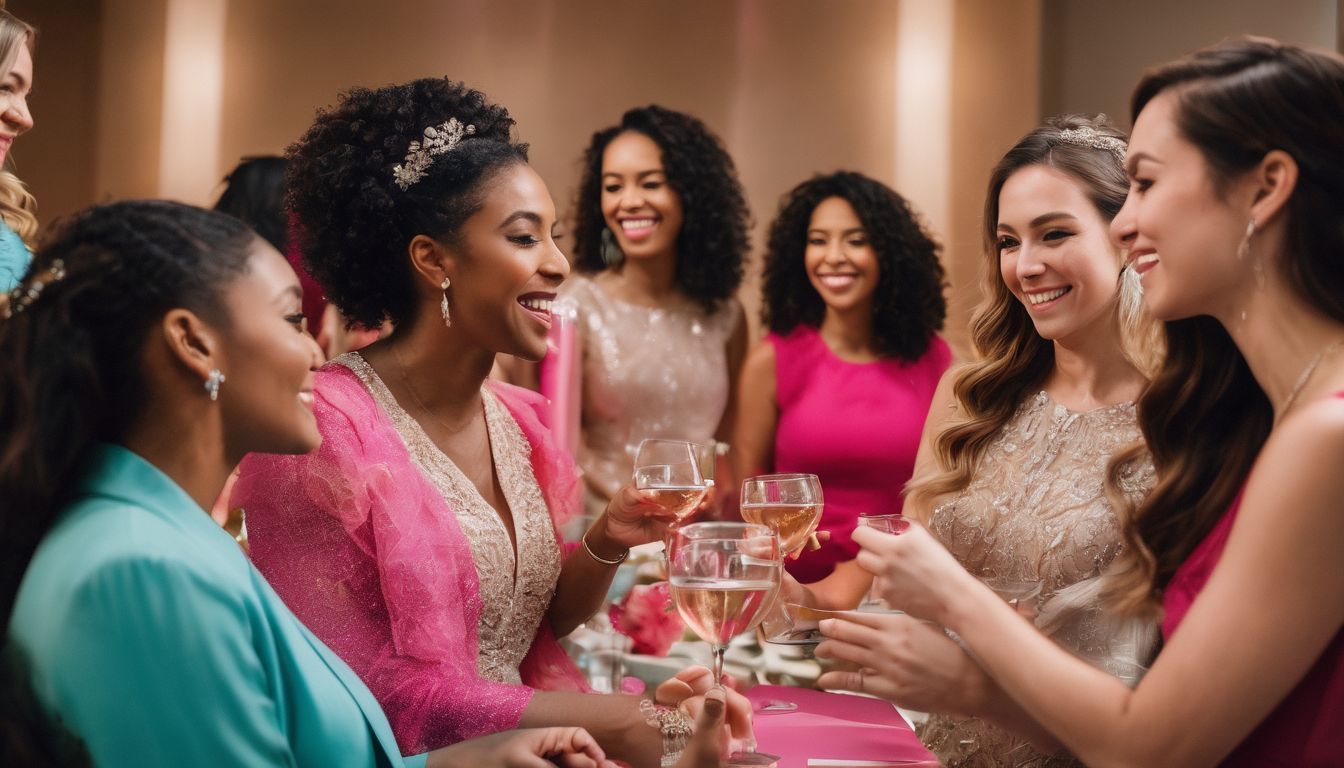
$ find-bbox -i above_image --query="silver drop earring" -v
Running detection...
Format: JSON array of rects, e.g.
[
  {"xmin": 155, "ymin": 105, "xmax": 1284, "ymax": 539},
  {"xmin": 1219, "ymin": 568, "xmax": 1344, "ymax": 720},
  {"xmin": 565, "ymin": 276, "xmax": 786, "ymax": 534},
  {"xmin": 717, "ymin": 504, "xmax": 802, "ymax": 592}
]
[
  {"xmin": 205, "ymin": 369, "xmax": 226, "ymax": 402},
  {"xmin": 440, "ymin": 277, "xmax": 452, "ymax": 327}
]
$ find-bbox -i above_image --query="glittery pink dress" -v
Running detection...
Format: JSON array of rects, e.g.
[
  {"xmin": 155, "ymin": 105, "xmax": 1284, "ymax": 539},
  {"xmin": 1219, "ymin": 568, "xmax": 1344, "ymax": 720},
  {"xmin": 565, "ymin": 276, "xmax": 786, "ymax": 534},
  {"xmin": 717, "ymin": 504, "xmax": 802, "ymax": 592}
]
[{"xmin": 233, "ymin": 353, "xmax": 587, "ymax": 755}]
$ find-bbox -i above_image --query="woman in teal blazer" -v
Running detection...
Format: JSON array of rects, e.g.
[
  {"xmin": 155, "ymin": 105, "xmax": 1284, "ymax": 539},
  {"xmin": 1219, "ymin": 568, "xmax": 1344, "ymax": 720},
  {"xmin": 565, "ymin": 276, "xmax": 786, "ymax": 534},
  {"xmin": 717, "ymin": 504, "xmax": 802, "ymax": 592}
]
[{"xmin": 0, "ymin": 201, "xmax": 723, "ymax": 767}]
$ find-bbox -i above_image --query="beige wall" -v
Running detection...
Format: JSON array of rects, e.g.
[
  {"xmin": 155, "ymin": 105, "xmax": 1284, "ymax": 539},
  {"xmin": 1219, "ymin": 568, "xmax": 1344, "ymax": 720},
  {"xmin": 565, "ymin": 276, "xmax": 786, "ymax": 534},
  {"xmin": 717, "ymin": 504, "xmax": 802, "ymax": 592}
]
[
  {"xmin": 8, "ymin": 0, "xmax": 103, "ymax": 226},
  {"xmin": 46, "ymin": 1, "xmax": 1324, "ymax": 356},
  {"xmin": 1041, "ymin": 0, "xmax": 1339, "ymax": 127}
]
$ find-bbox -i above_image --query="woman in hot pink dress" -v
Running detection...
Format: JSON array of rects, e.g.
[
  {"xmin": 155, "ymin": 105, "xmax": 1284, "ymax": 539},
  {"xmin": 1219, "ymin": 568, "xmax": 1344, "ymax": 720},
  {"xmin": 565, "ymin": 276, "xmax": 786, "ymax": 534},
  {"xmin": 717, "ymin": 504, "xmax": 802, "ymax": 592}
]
[
  {"xmin": 825, "ymin": 38, "xmax": 1344, "ymax": 766},
  {"xmin": 735, "ymin": 172, "xmax": 949, "ymax": 587}
]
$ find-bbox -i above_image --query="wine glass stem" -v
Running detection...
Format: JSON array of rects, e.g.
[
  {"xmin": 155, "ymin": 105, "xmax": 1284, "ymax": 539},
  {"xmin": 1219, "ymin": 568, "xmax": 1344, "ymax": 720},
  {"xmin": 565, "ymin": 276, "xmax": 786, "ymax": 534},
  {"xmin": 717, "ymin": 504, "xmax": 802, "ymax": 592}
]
[{"xmin": 712, "ymin": 645, "xmax": 726, "ymax": 686}]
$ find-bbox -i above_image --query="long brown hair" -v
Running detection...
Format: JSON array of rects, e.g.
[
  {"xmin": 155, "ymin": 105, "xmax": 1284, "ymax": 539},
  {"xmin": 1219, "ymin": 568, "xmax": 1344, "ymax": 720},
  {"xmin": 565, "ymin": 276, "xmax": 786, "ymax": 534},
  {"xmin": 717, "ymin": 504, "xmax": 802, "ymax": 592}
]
[
  {"xmin": 1105, "ymin": 38, "xmax": 1344, "ymax": 612},
  {"xmin": 905, "ymin": 115, "xmax": 1146, "ymax": 519},
  {"xmin": 0, "ymin": 9, "xmax": 33, "ymax": 247}
]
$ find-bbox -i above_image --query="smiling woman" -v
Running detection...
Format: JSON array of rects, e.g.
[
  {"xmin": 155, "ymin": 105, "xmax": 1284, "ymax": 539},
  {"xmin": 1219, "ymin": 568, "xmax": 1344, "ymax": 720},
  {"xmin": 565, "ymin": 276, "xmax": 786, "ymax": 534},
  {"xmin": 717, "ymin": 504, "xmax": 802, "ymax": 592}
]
[
  {"xmin": 231, "ymin": 79, "xmax": 751, "ymax": 767},
  {"xmin": 736, "ymin": 171, "xmax": 950, "ymax": 588},
  {"xmin": 562, "ymin": 105, "xmax": 752, "ymax": 520},
  {"xmin": 0, "ymin": 7, "xmax": 36, "ymax": 297}
]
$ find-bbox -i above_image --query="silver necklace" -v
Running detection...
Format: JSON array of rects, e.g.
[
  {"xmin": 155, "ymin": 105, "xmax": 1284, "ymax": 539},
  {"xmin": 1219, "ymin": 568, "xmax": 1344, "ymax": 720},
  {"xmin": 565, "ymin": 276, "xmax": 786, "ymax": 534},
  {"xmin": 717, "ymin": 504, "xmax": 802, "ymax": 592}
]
[{"xmin": 1280, "ymin": 339, "xmax": 1344, "ymax": 416}]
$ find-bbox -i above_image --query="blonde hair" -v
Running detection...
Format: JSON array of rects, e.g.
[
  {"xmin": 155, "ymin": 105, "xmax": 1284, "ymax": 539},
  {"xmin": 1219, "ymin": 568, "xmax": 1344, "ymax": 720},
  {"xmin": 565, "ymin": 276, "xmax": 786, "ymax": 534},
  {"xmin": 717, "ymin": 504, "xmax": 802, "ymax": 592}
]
[
  {"xmin": 0, "ymin": 10, "xmax": 35, "ymax": 248},
  {"xmin": 905, "ymin": 116, "xmax": 1161, "ymax": 540}
]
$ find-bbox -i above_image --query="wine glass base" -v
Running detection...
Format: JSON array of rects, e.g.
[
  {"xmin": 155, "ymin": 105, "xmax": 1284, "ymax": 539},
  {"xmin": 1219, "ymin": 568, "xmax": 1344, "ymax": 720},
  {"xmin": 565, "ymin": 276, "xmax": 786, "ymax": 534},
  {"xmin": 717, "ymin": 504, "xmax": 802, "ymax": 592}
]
[{"xmin": 727, "ymin": 750, "xmax": 781, "ymax": 767}]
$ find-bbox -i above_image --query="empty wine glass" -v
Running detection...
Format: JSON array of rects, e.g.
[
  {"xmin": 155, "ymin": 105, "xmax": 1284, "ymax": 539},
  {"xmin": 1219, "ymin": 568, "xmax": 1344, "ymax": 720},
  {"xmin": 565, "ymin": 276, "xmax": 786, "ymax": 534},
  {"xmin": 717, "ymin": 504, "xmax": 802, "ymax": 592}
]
[
  {"xmin": 632, "ymin": 439, "xmax": 710, "ymax": 526},
  {"xmin": 740, "ymin": 473, "xmax": 823, "ymax": 558},
  {"xmin": 668, "ymin": 522, "xmax": 782, "ymax": 766}
]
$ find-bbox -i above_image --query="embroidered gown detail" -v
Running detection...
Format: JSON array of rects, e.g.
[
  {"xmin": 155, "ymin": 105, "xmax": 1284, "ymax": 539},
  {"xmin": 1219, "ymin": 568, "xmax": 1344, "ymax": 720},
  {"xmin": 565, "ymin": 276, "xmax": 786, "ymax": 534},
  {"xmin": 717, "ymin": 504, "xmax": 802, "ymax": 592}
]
[{"xmin": 920, "ymin": 391, "xmax": 1158, "ymax": 768}]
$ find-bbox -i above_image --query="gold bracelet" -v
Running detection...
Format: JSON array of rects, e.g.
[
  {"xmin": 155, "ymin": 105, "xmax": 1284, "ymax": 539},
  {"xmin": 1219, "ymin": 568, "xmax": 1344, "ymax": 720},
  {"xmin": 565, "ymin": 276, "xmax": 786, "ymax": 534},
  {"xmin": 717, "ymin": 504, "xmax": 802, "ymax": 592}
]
[
  {"xmin": 639, "ymin": 698, "xmax": 694, "ymax": 767},
  {"xmin": 581, "ymin": 529, "xmax": 628, "ymax": 566}
]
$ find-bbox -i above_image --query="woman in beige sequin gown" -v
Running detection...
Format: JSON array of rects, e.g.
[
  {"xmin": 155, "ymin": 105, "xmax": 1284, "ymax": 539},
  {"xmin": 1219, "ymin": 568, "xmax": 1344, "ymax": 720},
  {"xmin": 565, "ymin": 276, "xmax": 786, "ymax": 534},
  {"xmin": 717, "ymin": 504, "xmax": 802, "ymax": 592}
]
[
  {"xmin": 813, "ymin": 116, "xmax": 1162, "ymax": 768},
  {"xmin": 563, "ymin": 106, "xmax": 751, "ymax": 517}
]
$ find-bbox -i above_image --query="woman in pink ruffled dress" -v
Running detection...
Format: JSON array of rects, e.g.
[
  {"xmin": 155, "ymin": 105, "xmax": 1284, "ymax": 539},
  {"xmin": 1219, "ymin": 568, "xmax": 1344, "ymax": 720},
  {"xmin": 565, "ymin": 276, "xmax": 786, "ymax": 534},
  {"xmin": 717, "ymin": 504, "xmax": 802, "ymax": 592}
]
[{"xmin": 233, "ymin": 79, "xmax": 748, "ymax": 767}]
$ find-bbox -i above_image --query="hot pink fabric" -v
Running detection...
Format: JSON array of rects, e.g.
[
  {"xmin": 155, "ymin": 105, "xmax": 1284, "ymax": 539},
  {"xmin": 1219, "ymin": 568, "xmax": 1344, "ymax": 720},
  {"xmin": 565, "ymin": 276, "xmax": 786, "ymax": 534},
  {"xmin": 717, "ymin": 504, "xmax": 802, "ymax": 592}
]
[
  {"xmin": 1163, "ymin": 473, "xmax": 1343, "ymax": 763},
  {"xmin": 234, "ymin": 364, "xmax": 586, "ymax": 755},
  {"xmin": 770, "ymin": 326, "xmax": 951, "ymax": 582}
]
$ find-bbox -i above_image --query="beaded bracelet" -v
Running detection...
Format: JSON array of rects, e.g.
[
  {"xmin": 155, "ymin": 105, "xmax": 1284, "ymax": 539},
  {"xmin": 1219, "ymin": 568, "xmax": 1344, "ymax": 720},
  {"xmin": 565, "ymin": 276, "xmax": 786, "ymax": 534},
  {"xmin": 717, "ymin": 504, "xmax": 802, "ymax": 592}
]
[{"xmin": 639, "ymin": 698, "xmax": 694, "ymax": 767}]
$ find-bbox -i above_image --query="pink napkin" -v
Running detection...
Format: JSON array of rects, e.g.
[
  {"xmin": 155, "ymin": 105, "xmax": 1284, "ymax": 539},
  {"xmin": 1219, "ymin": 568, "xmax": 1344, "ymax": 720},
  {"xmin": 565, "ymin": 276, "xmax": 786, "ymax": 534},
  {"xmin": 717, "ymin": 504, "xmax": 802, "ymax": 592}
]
[{"xmin": 748, "ymin": 686, "xmax": 940, "ymax": 767}]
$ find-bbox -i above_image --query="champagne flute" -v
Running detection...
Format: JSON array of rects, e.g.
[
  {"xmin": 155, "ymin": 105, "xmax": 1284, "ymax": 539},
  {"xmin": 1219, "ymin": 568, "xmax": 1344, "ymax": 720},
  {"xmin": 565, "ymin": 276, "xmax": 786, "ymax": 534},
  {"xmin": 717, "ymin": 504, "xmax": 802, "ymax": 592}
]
[
  {"xmin": 740, "ymin": 473, "xmax": 823, "ymax": 558},
  {"xmin": 668, "ymin": 522, "xmax": 782, "ymax": 766},
  {"xmin": 632, "ymin": 439, "xmax": 710, "ymax": 526}
]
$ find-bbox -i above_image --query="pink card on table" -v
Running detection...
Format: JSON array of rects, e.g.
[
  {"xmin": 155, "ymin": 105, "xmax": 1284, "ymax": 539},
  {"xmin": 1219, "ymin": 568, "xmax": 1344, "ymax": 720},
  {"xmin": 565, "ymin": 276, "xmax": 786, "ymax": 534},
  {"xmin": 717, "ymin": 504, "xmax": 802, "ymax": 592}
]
[{"xmin": 747, "ymin": 686, "xmax": 939, "ymax": 768}]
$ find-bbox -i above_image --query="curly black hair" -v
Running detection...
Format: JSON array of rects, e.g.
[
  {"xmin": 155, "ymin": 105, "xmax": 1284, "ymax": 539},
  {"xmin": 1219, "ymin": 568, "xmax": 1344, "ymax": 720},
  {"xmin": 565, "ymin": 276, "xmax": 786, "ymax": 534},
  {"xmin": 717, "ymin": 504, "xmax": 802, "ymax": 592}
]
[
  {"xmin": 285, "ymin": 78, "xmax": 529, "ymax": 329},
  {"xmin": 762, "ymin": 171, "xmax": 946, "ymax": 362},
  {"xmin": 571, "ymin": 105, "xmax": 750, "ymax": 313}
]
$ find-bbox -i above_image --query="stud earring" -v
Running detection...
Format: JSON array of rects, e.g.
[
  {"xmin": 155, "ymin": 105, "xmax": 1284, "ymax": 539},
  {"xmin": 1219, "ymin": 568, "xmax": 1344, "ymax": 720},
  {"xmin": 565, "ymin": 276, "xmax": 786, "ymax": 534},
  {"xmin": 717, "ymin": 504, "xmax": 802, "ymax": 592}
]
[
  {"xmin": 205, "ymin": 369, "xmax": 226, "ymax": 402},
  {"xmin": 440, "ymin": 277, "xmax": 452, "ymax": 327}
]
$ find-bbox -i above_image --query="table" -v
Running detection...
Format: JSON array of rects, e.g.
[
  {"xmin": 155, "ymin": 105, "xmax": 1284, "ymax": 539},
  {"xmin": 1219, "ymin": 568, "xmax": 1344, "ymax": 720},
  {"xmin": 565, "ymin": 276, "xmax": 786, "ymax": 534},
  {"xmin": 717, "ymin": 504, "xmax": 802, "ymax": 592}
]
[{"xmin": 749, "ymin": 685, "xmax": 940, "ymax": 767}]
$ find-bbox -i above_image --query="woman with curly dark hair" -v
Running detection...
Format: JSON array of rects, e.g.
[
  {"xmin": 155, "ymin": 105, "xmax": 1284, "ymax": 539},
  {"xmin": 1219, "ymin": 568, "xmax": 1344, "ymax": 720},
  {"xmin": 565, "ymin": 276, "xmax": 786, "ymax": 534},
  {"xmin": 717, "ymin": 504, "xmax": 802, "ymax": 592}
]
[
  {"xmin": 230, "ymin": 79, "xmax": 749, "ymax": 767},
  {"xmin": 734, "ymin": 172, "xmax": 950, "ymax": 586},
  {"xmin": 561, "ymin": 105, "xmax": 750, "ymax": 518}
]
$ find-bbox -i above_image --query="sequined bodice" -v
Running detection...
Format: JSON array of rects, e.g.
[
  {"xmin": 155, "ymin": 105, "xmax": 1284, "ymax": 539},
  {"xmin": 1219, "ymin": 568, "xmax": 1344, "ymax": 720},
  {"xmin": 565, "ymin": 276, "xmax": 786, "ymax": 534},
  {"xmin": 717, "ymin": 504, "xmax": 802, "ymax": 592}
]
[
  {"xmin": 560, "ymin": 275, "xmax": 738, "ymax": 513},
  {"xmin": 921, "ymin": 391, "xmax": 1157, "ymax": 768},
  {"xmin": 337, "ymin": 353, "xmax": 561, "ymax": 685}
]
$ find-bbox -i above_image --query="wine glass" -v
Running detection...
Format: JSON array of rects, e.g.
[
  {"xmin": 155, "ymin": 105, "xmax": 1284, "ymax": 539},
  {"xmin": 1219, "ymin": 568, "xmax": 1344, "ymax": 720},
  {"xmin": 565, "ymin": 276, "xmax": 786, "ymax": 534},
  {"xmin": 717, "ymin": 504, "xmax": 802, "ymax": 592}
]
[
  {"xmin": 632, "ymin": 439, "xmax": 710, "ymax": 527},
  {"xmin": 740, "ymin": 473, "xmax": 823, "ymax": 558},
  {"xmin": 668, "ymin": 522, "xmax": 781, "ymax": 684},
  {"xmin": 669, "ymin": 522, "xmax": 782, "ymax": 766},
  {"xmin": 856, "ymin": 512, "xmax": 910, "ymax": 613}
]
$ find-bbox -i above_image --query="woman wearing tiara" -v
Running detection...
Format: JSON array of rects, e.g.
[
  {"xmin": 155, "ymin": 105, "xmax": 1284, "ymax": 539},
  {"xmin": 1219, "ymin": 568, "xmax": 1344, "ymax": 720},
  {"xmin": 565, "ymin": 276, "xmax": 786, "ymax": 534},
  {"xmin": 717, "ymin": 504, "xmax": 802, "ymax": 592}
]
[
  {"xmin": 808, "ymin": 115, "xmax": 1161, "ymax": 767},
  {"xmin": 233, "ymin": 79, "xmax": 749, "ymax": 767},
  {"xmin": 827, "ymin": 38, "xmax": 1344, "ymax": 767}
]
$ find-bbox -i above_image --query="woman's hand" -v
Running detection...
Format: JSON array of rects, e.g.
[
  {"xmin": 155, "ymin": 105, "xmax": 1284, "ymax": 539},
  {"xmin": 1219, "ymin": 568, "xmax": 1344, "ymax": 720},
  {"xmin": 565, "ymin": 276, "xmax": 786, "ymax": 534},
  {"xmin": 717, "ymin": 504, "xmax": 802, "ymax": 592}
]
[
  {"xmin": 851, "ymin": 522, "xmax": 985, "ymax": 623},
  {"xmin": 656, "ymin": 666, "xmax": 755, "ymax": 746},
  {"xmin": 599, "ymin": 483, "xmax": 675, "ymax": 548},
  {"xmin": 674, "ymin": 686, "xmax": 731, "ymax": 768},
  {"xmin": 428, "ymin": 726, "xmax": 615, "ymax": 768},
  {"xmin": 815, "ymin": 612, "xmax": 990, "ymax": 717}
]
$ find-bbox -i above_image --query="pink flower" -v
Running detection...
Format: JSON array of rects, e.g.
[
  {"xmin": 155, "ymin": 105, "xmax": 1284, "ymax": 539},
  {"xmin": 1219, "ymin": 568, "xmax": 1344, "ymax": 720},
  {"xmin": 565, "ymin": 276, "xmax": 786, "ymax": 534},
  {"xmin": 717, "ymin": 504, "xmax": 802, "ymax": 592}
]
[{"xmin": 609, "ymin": 582, "xmax": 685, "ymax": 656}]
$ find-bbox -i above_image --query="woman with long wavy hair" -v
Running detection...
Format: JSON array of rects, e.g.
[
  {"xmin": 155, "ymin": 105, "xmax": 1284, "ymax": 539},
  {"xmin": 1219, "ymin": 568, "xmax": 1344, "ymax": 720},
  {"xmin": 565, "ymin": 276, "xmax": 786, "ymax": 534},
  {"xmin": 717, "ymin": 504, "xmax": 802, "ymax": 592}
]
[
  {"xmin": 0, "ymin": 6, "xmax": 36, "ymax": 299},
  {"xmin": 810, "ymin": 115, "xmax": 1161, "ymax": 767},
  {"xmin": 834, "ymin": 38, "xmax": 1344, "ymax": 767}
]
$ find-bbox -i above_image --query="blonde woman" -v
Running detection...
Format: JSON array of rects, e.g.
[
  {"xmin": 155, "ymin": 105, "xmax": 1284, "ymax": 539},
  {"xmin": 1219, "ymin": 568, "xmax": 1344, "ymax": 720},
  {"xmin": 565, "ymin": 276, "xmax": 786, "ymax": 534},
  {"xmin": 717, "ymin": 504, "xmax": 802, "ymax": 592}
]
[
  {"xmin": 0, "ymin": 5, "xmax": 35, "ymax": 298},
  {"xmin": 814, "ymin": 115, "xmax": 1161, "ymax": 767}
]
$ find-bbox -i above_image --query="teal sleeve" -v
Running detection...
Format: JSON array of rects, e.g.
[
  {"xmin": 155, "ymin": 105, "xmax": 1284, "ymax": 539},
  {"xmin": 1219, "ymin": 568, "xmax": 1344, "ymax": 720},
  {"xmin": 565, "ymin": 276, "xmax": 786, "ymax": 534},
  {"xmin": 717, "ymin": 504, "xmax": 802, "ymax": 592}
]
[
  {"xmin": 44, "ymin": 556, "xmax": 297, "ymax": 768},
  {"xmin": 0, "ymin": 222, "xmax": 29, "ymax": 292},
  {"xmin": 403, "ymin": 753, "xmax": 429, "ymax": 768}
]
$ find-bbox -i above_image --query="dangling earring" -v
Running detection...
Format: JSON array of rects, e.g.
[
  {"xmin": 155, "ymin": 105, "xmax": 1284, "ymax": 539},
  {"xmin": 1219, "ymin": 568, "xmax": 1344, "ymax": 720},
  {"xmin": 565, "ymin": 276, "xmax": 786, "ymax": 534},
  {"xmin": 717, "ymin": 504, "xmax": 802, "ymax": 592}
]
[
  {"xmin": 440, "ymin": 277, "xmax": 452, "ymax": 327},
  {"xmin": 205, "ymin": 369, "xmax": 226, "ymax": 402},
  {"xmin": 1117, "ymin": 263, "xmax": 1144, "ymax": 330},
  {"xmin": 1237, "ymin": 218, "xmax": 1263, "ymax": 288},
  {"xmin": 600, "ymin": 227, "xmax": 624, "ymax": 268}
]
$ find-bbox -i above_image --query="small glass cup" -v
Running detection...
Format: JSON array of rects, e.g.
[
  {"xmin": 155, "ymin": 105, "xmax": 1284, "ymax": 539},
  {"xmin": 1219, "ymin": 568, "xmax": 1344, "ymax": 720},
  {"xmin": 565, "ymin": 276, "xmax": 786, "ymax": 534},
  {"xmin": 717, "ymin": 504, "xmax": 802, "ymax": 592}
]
[{"xmin": 856, "ymin": 513, "xmax": 910, "ymax": 613}]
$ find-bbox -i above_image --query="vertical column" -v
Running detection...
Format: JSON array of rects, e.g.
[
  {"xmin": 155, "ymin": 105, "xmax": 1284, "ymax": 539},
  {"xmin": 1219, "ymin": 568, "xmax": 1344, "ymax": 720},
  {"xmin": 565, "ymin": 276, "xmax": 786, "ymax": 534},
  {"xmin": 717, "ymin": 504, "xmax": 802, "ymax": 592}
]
[{"xmin": 158, "ymin": 0, "xmax": 226, "ymax": 204}]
